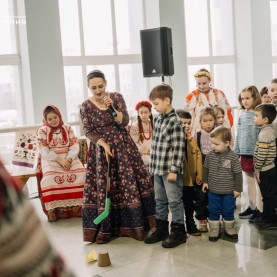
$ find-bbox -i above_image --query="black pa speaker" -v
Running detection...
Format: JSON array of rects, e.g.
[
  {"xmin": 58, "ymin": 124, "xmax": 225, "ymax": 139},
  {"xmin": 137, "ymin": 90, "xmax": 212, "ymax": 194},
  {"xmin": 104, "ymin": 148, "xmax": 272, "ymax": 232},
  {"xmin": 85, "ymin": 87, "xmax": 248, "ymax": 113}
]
[{"xmin": 140, "ymin": 27, "xmax": 174, "ymax": 77}]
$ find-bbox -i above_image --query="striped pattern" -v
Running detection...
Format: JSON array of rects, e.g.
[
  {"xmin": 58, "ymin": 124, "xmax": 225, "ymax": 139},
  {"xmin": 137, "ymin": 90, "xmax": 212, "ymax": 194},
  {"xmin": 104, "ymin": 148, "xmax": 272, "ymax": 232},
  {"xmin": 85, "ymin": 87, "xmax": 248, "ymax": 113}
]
[
  {"xmin": 0, "ymin": 161, "xmax": 75, "ymax": 277},
  {"xmin": 254, "ymin": 124, "xmax": 276, "ymax": 172},
  {"xmin": 37, "ymin": 125, "xmax": 86, "ymax": 212},
  {"xmin": 149, "ymin": 109, "xmax": 185, "ymax": 175},
  {"xmin": 203, "ymin": 149, "xmax": 242, "ymax": 194}
]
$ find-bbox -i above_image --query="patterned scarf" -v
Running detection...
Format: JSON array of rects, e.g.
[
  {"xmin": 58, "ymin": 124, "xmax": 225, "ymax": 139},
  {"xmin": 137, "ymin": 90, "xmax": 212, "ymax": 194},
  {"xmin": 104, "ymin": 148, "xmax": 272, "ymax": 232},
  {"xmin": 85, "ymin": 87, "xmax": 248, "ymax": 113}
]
[{"xmin": 43, "ymin": 105, "xmax": 68, "ymax": 144}]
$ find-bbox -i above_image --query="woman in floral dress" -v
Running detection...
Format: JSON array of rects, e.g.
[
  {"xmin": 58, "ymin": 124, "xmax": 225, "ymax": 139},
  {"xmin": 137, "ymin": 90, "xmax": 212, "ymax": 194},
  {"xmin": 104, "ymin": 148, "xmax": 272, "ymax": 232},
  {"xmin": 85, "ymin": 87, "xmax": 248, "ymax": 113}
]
[{"xmin": 80, "ymin": 70, "xmax": 155, "ymax": 244}]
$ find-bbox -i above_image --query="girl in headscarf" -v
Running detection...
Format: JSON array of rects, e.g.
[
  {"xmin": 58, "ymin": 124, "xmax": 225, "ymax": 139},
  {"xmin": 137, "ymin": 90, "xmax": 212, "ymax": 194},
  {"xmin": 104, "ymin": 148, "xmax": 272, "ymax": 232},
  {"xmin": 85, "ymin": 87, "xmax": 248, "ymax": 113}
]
[{"xmin": 37, "ymin": 105, "xmax": 86, "ymax": 222}]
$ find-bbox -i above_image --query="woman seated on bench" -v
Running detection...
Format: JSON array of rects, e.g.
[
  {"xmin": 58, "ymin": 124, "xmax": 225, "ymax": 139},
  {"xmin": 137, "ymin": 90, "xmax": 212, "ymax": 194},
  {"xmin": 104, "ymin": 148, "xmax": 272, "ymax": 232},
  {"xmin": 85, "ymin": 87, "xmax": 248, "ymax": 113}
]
[{"xmin": 37, "ymin": 105, "xmax": 86, "ymax": 222}]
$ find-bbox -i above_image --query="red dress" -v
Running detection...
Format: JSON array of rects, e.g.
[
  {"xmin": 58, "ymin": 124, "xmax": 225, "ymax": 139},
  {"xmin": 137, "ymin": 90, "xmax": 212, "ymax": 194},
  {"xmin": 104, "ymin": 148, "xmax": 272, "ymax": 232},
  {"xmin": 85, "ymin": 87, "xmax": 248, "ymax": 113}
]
[{"xmin": 80, "ymin": 92, "xmax": 155, "ymax": 243}]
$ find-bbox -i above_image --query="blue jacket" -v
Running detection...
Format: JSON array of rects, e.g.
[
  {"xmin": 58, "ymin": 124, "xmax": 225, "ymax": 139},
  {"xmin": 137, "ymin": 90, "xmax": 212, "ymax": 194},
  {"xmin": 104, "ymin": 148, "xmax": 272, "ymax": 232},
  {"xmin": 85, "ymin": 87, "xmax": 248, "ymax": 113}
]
[{"xmin": 234, "ymin": 111, "xmax": 260, "ymax": 156}]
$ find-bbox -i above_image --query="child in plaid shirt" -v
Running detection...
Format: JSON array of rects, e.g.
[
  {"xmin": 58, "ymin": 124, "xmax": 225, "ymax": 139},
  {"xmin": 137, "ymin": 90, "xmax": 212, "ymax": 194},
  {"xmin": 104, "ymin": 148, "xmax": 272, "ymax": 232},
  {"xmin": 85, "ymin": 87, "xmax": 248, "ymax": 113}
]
[{"xmin": 144, "ymin": 84, "xmax": 186, "ymax": 248}]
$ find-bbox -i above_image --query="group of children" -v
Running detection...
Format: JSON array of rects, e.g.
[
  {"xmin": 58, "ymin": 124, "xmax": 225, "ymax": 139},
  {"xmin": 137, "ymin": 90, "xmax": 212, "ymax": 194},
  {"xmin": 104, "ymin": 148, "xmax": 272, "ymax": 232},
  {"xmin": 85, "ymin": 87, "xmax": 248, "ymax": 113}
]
[{"xmin": 130, "ymin": 77, "xmax": 277, "ymax": 249}]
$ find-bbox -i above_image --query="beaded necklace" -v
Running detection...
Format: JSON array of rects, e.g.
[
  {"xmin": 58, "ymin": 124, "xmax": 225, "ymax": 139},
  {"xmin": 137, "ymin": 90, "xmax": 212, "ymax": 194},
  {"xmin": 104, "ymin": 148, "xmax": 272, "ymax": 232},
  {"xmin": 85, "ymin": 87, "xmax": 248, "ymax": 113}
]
[{"xmin": 141, "ymin": 122, "xmax": 152, "ymax": 140}]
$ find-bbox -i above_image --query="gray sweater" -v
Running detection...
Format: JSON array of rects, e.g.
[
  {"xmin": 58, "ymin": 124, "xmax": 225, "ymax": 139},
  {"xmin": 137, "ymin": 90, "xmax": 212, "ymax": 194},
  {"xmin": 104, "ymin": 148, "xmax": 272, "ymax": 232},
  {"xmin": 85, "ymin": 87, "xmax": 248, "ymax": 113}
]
[{"xmin": 203, "ymin": 149, "xmax": 242, "ymax": 194}]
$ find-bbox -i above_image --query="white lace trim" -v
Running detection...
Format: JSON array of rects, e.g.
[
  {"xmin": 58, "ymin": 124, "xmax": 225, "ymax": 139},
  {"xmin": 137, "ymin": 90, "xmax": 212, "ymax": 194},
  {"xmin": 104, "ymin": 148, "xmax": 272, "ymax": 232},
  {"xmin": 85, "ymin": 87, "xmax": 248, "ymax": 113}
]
[{"xmin": 44, "ymin": 199, "xmax": 82, "ymax": 211}]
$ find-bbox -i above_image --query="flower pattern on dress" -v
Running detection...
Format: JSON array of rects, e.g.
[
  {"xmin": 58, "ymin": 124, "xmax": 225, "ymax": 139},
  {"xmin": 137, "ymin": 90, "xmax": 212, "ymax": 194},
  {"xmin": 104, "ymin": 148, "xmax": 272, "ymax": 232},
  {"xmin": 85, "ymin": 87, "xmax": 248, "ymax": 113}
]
[{"xmin": 80, "ymin": 92, "xmax": 156, "ymax": 243}]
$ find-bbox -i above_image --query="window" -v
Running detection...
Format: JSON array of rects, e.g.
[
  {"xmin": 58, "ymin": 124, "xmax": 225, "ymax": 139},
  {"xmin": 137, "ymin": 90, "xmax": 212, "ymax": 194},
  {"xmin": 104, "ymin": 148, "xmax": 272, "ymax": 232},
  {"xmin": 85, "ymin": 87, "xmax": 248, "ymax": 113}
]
[
  {"xmin": 0, "ymin": 0, "xmax": 17, "ymax": 54},
  {"xmin": 0, "ymin": 0, "xmax": 23, "ymax": 164},
  {"xmin": 184, "ymin": 0, "xmax": 209, "ymax": 57},
  {"xmin": 0, "ymin": 0, "xmax": 22, "ymax": 126},
  {"xmin": 184, "ymin": 0, "xmax": 237, "ymax": 106},
  {"xmin": 114, "ymin": 0, "xmax": 144, "ymax": 55},
  {"xmin": 59, "ymin": 0, "xmax": 81, "ymax": 56},
  {"xmin": 82, "ymin": 0, "xmax": 113, "ymax": 55},
  {"xmin": 59, "ymin": 0, "xmax": 147, "ymax": 120}
]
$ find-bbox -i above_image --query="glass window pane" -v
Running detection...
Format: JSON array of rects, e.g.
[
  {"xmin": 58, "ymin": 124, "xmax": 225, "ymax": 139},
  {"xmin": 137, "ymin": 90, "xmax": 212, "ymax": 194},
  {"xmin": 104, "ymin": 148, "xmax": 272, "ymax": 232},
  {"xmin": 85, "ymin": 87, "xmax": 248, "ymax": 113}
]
[
  {"xmin": 63, "ymin": 66, "xmax": 84, "ymax": 122},
  {"xmin": 184, "ymin": 0, "xmax": 209, "ymax": 57},
  {"xmin": 210, "ymin": 0, "xmax": 234, "ymax": 55},
  {"xmin": 86, "ymin": 65, "xmax": 116, "ymax": 96},
  {"xmin": 0, "ymin": 0, "xmax": 17, "ymax": 54},
  {"xmin": 59, "ymin": 0, "xmax": 81, "ymax": 56},
  {"xmin": 118, "ymin": 64, "xmax": 147, "ymax": 117},
  {"xmin": 270, "ymin": 1, "xmax": 277, "ymax": 56},
  {"xmin": 82, "ymin": 0, "xmax": 113, "ymax": 55},
  {"xmin": 213, "ymin": 63, "xmax": 237, "ymax": 107},
  {"xmin": 187, "ymin": 64, "xmax": 210, "ymax": 92},
  {"xmin": 0, "ymin": 66, "xmax": 22, "ymax": 127},
  {"xmin": 114, "ymin": 0, "xmax": 143, "ymax": 54}
]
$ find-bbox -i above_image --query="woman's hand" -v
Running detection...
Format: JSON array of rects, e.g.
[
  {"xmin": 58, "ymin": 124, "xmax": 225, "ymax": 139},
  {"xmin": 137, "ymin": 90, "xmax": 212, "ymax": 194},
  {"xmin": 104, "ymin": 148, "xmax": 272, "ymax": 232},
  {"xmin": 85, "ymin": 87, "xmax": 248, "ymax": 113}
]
[
  {"xmin": 102, "ymin": 93, "xmax": 123, "ymax": 123},
  {"xmin": 56, "ymin": 157, "xmax": 72, "ymax": 171},
  {"xmin": 97, "ymin": 139, "xmax": 114, "ymax": 162},
  {"xmin": 233, "ymin": 191, "xmax": 241, "ymax": 198},
  {"xmin": 102, "ymin": 94, "xmax": 114, "ymax": 108}
]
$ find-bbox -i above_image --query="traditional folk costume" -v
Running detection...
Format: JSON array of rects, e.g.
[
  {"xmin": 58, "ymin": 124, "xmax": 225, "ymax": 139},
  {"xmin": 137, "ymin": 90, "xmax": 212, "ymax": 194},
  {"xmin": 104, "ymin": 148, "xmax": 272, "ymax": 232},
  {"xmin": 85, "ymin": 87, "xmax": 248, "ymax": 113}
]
[
  {"xmin": 184, "ymin": 88, "xmax": 233, "ymax": 136},
  {"xmin": 130, "ymin": 120, "xmax": 152, "ymax": 166},
  {"xmin": 37, "ymin": 105, "xmax": 86, "ymax": 222},
  {"xmin": 80, "ymin": 92, "xmax": 155, "ymax": 243}
]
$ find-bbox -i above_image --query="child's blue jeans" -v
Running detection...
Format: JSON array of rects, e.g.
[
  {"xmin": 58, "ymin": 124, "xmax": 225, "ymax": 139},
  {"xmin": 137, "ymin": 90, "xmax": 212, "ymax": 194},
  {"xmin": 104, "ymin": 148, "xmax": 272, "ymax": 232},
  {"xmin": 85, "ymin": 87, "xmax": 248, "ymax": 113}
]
[
  {"xmin": 154, "ymin": 174, "xmax": 184, "ymax": 224},
  {"xmin": 208, "ymin": 191, "xmax": 235, "ymax": 221}
]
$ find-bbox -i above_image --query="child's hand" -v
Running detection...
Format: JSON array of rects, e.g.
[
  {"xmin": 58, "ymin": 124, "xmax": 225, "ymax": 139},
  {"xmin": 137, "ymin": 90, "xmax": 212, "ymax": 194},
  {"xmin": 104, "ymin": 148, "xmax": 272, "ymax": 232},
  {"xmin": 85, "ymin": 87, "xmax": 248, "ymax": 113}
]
[
  {"xmin": 167, "ymin": 172, "xmax": 177, "ymax": 182},
  {"xmin": 202, "ymin": 183, "xmax": 208, "ymax": 192},
  {"xmin": 233, "ymin": 191, "xmax": 241, "ymax": 198},
  {"xmin": 196, "ymin": 178, "xmax": 202, "ymax": 185},
  {"xmin": 140, "ymin": 145, "xmax": 148, "ymax": 155},
  {"xmin": 254, "ymin": 172, "xmax": 260, "ymax": 183}
]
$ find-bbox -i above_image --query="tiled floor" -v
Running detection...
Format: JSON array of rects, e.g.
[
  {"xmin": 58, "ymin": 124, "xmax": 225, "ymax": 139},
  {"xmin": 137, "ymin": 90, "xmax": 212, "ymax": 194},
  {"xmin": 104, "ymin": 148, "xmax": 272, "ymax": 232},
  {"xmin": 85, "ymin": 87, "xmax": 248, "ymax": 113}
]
[{"xmin": 30, "ymin": 196, "xmax": 277, "ymax": 277}]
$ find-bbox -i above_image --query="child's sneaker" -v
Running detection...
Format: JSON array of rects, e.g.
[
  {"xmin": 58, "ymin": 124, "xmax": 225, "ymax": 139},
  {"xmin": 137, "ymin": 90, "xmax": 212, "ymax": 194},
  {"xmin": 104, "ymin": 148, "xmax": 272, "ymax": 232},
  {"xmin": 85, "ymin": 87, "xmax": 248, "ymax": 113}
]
[
  {"xmin": 248, "ymin": 209, "xmax": 262, "ymax": 223},
  {"xmin": 199, "ymin": 219, "xmax": 208, "ymax": 232},
  {"xmin": 238, "ymin": 207, "xmax": 255, "ymax": 219}
]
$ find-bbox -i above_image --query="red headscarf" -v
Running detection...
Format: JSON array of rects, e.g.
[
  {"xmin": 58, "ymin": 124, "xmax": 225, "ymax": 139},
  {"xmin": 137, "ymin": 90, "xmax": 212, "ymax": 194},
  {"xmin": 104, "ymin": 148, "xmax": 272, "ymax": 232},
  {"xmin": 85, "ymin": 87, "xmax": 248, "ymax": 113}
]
[{"xmin": 42, "ymin": 105, "xmax": 68, "ymax": 144}]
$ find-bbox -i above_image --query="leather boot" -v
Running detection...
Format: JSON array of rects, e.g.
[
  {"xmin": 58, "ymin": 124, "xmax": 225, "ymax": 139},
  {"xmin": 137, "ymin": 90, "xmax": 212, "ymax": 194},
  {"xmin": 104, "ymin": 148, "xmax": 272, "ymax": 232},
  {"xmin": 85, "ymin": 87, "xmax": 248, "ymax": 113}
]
[
  {"xmin": 223, "ymin": 220, "xmax": 238, "ymax": 239},
  {"xmin": 208, "ymin": 220, "xmax": 220, "ymax": 242},
  {"xmin": 162, "ymin": 222, "xmax": 187, "ymax": 248},
  {"xmin": 144, "ymin": 218, "xmax": 169, "ymax": 244}
]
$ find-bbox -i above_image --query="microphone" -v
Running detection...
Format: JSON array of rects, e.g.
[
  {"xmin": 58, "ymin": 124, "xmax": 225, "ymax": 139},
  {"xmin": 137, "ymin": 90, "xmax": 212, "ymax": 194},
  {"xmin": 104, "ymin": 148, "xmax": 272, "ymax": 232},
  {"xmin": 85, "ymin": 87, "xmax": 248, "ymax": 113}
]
[{"xmin": 101, "ymin": 93, "xmax": 117, "ymax": 118}]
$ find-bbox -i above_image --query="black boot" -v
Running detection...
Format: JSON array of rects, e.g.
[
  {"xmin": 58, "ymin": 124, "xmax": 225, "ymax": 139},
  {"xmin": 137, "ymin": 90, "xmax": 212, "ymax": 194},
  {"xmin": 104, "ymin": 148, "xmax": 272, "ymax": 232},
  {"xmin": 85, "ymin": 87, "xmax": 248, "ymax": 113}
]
[
  {"xmin": 144, "ymin": 218, "xmax": 169, "ymax": 244},
  {"xmin": 162, "ymin": 222, "xmax": 187, "ymax": 248},
  {"xmin": 186, "ymin": 219, "xmax": 201, "ymax": 236},
  {"xmin": 185, "ymin": 206, "xmax": 201, "ymax": 236}
]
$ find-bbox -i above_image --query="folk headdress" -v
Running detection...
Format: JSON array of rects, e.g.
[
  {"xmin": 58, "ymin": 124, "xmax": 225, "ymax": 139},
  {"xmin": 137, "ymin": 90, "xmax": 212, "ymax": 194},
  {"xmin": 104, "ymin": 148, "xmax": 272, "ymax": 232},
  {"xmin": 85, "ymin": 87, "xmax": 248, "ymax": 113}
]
[
  {"xmin": 194, "ymin": 69, "xmax": 211, "ymax": 79},
  {"xmin": 135, "ymin": 101, "xmax": 152, "ymax": 111},
  {"xmin": 43, "ymin": 105, "xmax": 68, "ymax": 143}
]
